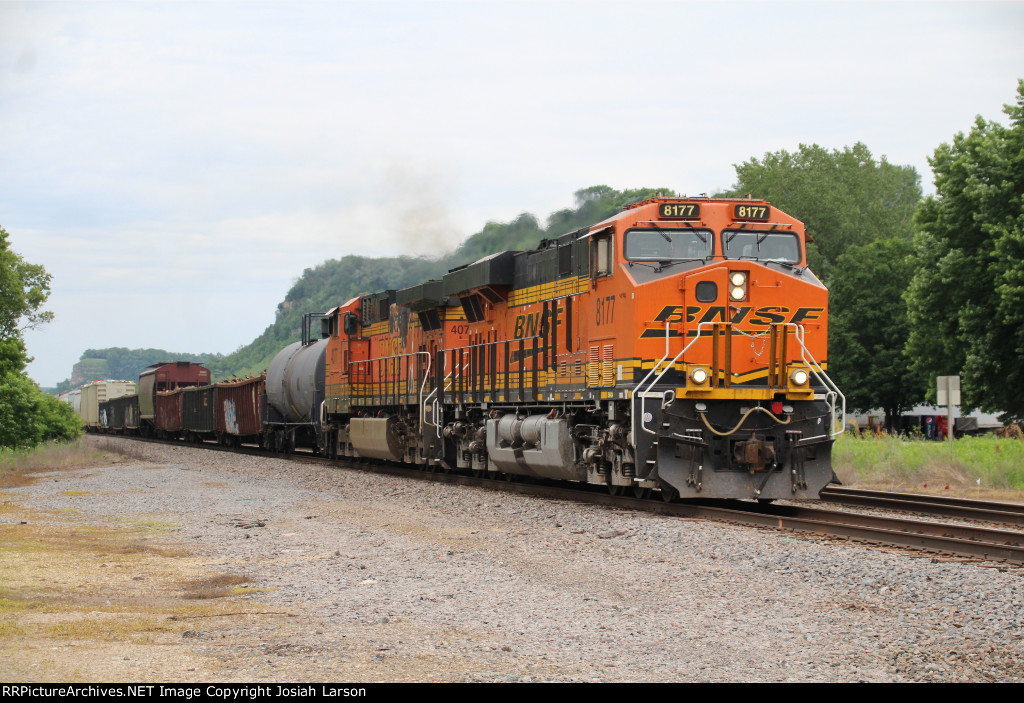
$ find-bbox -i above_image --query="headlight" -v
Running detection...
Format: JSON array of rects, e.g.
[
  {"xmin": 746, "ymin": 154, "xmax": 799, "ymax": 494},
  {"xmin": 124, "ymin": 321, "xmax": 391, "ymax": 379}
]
[
  {"xmin": 729, "ymin": 271, "xmax": 747, "ymax": 301},
  {"xmin": 790, "ymin": 368, "xmax": 809, "ymax": 386},
  {"xmin": 690, "ymin": 367, "xmax": 709, "ymax": 385}
]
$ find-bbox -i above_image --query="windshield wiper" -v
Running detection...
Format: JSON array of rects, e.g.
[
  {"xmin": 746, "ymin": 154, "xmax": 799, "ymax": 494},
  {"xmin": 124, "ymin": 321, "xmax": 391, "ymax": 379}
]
[
  {"xmin": 765, "ymin": 259, "xmax": 805, "ymax": 274},
  {"xmin": 651, "ymin": 227, "xmax": 672, "ymax": 243},
  {"xmin": 655, "ymin": 258, "xmax": 706, "ymax": 273}
]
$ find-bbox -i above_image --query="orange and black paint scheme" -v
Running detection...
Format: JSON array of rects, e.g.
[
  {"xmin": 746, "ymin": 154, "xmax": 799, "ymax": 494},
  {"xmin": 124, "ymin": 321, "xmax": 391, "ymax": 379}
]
[{"xmin": 313, "ymin": 197, "xmax": 844, "ymax": 500}]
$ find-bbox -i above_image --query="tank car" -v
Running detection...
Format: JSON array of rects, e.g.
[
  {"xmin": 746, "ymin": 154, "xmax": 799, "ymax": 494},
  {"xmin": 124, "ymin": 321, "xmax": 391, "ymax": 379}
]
[
  {"xmin": 315, "ymin": 197, "xmax": 844, "ymax": 501},
  {"xmin": 263, "ymin": 313, "xmax": 328, "ymax": 453}
]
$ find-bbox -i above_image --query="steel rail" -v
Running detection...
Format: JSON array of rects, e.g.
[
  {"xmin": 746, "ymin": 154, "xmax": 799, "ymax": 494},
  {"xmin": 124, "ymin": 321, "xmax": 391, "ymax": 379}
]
[{"xmin": 820, "ymin": 486, "xmax": 1024, "ymax": 527}]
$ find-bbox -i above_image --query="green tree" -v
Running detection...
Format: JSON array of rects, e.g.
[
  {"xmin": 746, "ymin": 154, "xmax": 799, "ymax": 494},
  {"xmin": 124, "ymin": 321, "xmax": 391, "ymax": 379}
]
[
  {"xmin": 0, "ymin": 226, "xmax": 53, "ymax": 344},
  {"xmin": 905, "ymin": 80, "xmax": 1024, "ymax": 421},
  {"xmin": 0, "ymin": 337, "xmax": 28, "ymax": 378},
  {"xmin": 718, "ymin": 143, "xmax": 922, "ymax": 279},
  {"xmin": 0, "ymin": 372, "xmax": 81, "ymax": 449},
  {"xmin": 0, "ymin": 226, "xmax": 82, "ymax": 448},
  {"xmin": 829, "ymin": 238, "xmax": 926, "ymax": 429}
]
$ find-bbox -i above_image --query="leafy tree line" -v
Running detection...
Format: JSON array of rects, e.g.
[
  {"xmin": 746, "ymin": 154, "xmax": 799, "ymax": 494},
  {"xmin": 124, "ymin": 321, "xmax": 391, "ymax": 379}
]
[
  {"xmin": 719, "ymin": 142, "xmax": 922, "ymax": 280},
  {"xmin": 207, "ymin": 185, "xmax": 671, "ymax": 378},
  {"xmin": 0, "ymin": 227, "xmax": 80, "ymax": 449},
  {"xmin": 720, "ymin": 79, "xmax": 1024, "ymax": 425},
  {"xmin": 906, "ymin": 80, "xmax": 1024, "ymax": 421}
]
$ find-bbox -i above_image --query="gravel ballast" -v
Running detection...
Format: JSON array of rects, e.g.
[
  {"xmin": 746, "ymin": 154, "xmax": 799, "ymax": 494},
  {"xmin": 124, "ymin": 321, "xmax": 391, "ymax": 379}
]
[{"xmin": 9, "ymin": 435, "xmax": 1024, "ymax": 682}]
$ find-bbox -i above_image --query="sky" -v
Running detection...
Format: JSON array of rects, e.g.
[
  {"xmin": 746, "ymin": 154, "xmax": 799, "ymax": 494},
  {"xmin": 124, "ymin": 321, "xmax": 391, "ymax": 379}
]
[{"xmin": 1, "ymin": 1, "xmax": 1022, "ymax": 387}]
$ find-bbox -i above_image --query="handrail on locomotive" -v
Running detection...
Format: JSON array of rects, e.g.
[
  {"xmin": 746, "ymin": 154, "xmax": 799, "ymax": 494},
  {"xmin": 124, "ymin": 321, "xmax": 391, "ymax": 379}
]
[{"xmin": 634, "ymin": 320, "xmax": 845, "ymax": 443}]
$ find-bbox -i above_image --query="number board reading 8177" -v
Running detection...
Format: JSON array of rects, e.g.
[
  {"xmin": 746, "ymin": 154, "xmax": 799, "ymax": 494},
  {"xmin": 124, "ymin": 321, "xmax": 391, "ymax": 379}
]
[
  {"xmin": 658, "ymin": 203, "xmax": 701, "ymax": 219},
  {"xmin": 733, "ymin": 204, "xmax": 769, "ymax": 220}
]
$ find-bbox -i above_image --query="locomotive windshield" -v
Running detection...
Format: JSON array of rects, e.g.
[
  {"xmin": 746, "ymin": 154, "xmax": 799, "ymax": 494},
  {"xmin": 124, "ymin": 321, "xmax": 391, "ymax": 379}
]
[
  {"xmin": 625, "ymin": 228, "xmax": 713, "ymax": 263},
  {"xmin": 721, "ymin": 230, "xmax": 801, "ymax": 264}
]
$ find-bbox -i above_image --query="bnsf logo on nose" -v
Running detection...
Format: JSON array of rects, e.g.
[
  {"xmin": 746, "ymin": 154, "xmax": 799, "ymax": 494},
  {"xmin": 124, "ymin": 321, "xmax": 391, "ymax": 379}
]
[{"xmin": 641, "ymin": 305, "xmax": 824, "ymax": 337}]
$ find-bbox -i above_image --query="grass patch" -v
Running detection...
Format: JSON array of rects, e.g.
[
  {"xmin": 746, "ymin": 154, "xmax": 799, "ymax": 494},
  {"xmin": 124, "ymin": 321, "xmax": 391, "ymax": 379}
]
[
  {"xmin": 0, "ymin": 594, "xmax": 42, "ymax": 612},
  {"xmin": 834, "ymin": 433, "xmax": 1024, "ymax": 494},
  {"xmin": 0, "ymin": 620, "xmax": 28, "ymax": 639},
  {"xmin": 41, "ymin": 615, "xmax": 175, "ymax": 642},
  {"xmin": 0, "ymin": 509, "xmax": 264, "ymax": 658},
  {"xmin": 113, "ymin": 516, "xmax": 179, "ymax": 532},
  {"xmin": 0, "ymin": 440, "xmax": 106, "ymax": 474},
  {"xmin": 0, "ymin": 446, "xmax": 287, "ymax": 680},
  {"xmin": 0, "ymin": 438, "xmax": 134, "ymax": 490},
  {"xmin": 182, "ymin": 574, "xmax": 250, "ymax": 599},
  {"xmin": 0, "ymin": 496, "xmax": 32, "ymax": 515},
  {"xmin": 0, "ymin": 469, "xmax": 39, "ymax": 489}
]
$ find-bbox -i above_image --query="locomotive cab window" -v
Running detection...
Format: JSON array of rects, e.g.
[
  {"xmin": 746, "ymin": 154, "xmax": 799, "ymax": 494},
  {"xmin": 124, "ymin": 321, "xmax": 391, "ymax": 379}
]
[
  {"xmin": 343, "ymin": 312, "xmax": 359, "ymax": 337},
  {"xmin": 721, "ymin": 230, "xmax": 800, "ymax": 264},
  {"xmin": 625, "ymin": 228, "xmax": 713, "ymax": 268},
  {"xmin": 591, "ymin": 231, "xmax": 614, "ymax": 278}
]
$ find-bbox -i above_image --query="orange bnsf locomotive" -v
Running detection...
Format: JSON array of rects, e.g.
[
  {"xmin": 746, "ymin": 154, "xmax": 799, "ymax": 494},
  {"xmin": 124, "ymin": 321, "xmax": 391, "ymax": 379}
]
[{"xmin": 266, "ymin": 196, "xmax": 844, "ymax": 501}]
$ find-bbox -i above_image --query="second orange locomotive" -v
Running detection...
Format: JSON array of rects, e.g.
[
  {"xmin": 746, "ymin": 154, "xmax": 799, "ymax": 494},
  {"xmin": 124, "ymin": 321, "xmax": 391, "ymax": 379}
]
[{"xmin": 268, "ymin": 196, "xmax": 844, "ymax": 500}]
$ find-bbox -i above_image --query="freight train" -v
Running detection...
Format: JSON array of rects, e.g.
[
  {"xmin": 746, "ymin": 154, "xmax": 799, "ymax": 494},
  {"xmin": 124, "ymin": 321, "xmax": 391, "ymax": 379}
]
[{"xmin": 86, "ymin": 196, "xmax": 845, "ymax": 501}]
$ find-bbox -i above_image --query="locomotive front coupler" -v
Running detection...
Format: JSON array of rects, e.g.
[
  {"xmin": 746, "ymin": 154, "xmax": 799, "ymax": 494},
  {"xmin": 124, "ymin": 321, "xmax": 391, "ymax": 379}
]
[{"xmin": 733, "ymin": 430, "xmax": 777, "ymax": 475}]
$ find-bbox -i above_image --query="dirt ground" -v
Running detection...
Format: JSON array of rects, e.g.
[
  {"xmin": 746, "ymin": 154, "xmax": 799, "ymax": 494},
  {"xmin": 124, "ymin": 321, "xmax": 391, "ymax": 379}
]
[{"xmin": 0, "ymin": 449, "xmax": 308, "ymax": 682}]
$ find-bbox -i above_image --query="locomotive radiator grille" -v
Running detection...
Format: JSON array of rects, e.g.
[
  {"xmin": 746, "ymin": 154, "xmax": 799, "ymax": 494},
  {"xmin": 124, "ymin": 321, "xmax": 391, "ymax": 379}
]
[
  {"xmin": 602, "ymin": 345, "xmax": 614, "ymax": 387},
  {"xmin": 587, "ymin": 346, "xmax": 600, "ymax": 387},
  {"xmin": 587, "ymin": 345, "xmax": 616, "ymax": 387}
]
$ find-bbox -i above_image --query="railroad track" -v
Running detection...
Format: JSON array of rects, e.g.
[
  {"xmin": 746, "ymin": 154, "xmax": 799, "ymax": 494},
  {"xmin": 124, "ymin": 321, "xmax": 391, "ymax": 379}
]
[
  {"xmin": 820, "ymin": 486, "xmax": 1024, "ymax": 527},
  {"xmin": 94, "ymin": 434, "xmax": 1024, "ymax": 566}
]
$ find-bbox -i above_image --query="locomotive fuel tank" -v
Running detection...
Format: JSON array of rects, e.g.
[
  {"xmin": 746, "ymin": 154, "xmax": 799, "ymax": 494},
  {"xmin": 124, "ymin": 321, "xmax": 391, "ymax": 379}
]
[
  {"xmin": 349, "ymin": 416, "xmax": 407, "ymax": 461},
  {"xmin": 266, "ymin": 339, "xmax": 328, "ymax": 423},
  {"xmin": 486, "ymin": 414, "xmax": 583, "ymax": 481}
]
